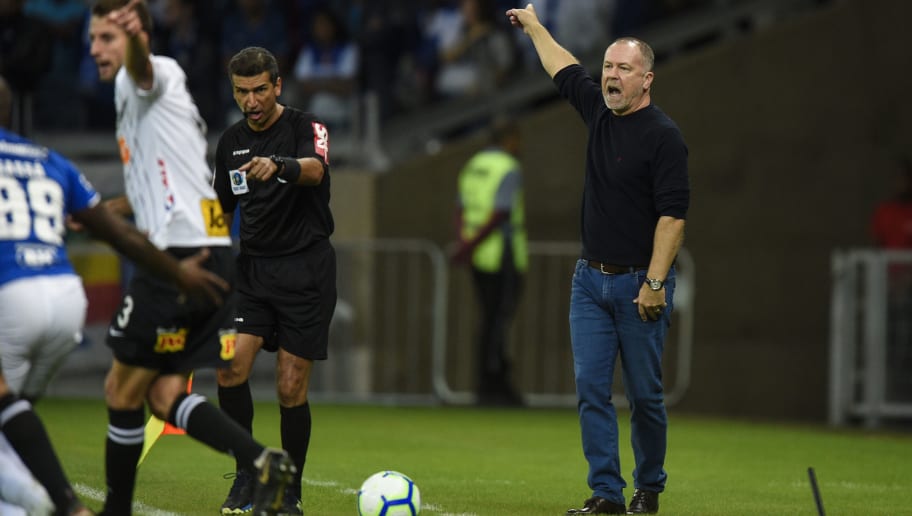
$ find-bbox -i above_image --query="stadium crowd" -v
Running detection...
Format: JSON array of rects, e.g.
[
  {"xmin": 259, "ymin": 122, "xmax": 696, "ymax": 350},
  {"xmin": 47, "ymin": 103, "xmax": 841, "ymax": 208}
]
[{"xmin": 1, "ymin": 0, "xmax": 713, "ymax": 135}]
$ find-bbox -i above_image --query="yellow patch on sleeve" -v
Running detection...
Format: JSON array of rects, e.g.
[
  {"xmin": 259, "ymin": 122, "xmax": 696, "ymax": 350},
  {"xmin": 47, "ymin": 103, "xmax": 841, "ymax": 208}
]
[{"xmin": 200, "ymin": 199, "xmax": 230, "ymax": 237}]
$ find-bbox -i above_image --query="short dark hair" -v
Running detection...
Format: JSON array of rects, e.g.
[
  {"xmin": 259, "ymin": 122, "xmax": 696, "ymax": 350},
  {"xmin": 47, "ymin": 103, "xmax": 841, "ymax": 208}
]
[
  {"xmin": 91, "ymin": 0, "xmax": 154, "ymax": 35},
  {"xmin": 0, "ymin": 75, "xmax": 11, "ymax": 128},
  {"xmin": 228, "ymin": 47, "xmax": 280, "ymax": 84}
]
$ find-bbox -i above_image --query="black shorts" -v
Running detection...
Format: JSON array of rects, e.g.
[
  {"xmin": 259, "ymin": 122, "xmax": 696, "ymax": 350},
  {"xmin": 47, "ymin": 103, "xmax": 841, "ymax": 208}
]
[
  {"xmin": 236, "ymin": 241, "xmax": 336, "ymax": 360},
  {"xmin": 106, "ymin": 246, "xmax": 237, "ymax": 374}
]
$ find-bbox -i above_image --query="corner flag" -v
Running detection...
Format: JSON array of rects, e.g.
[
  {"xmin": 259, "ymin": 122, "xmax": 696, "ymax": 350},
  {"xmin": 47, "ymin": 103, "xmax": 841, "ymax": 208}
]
[{"xmin": 137, "ymin": 374, "xmax": 192, "ymax": 466}]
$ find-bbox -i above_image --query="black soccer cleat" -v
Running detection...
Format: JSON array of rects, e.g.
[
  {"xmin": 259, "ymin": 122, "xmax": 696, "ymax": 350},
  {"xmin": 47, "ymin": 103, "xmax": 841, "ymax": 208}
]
[
  {"xmin": 277, "ymin": 489, "xmax": 303, "ymax": 516},
  {"xmin": 221, "ymin": 469, "xmax": 255, "ymax": 515},
  {"xmin": 251, "ymin": 448, "xmax": 296, "ymax": 516}
]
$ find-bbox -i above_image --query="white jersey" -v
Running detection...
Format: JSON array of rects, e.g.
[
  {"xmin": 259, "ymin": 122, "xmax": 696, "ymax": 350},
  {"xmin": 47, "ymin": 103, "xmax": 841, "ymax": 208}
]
[{"xmin": 114, "ymin": 55, "xmax": 230, "ymax": 249}]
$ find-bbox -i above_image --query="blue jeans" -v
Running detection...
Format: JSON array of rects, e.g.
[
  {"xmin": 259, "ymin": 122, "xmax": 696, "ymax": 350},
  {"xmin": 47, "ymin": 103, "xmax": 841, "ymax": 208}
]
[{"xmin": 569, "ymin": 259, "xmax": 675, "ymax": 504}]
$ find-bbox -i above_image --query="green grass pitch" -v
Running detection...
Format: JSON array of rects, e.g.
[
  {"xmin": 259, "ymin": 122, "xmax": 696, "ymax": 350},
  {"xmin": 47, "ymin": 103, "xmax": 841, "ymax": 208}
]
[{"xmin": 33, "ymin": 398, "xmax": 912, "ymax": 515}]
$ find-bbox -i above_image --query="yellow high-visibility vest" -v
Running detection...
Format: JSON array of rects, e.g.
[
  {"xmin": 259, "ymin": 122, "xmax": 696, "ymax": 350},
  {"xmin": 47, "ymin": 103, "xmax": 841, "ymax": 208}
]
[{"xmin": 457, "ymin": 149, "xmax": 528, "ymax": 273}]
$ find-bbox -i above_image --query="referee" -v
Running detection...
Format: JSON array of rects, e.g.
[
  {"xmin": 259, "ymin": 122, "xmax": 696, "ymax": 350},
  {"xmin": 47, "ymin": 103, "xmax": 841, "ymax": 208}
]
[{"xmin": 212, "ymin": 46, "xmax": 337, "ymax": 516}]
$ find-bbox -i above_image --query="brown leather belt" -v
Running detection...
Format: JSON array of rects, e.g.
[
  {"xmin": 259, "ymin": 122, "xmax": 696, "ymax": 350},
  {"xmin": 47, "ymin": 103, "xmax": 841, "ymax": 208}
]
[{"xmin": 587, "ymin": 261, "xmax": 648, "ymax": 275}]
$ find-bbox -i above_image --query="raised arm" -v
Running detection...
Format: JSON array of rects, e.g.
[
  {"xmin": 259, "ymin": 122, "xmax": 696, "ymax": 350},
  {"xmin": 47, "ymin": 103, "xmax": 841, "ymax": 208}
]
[
  {"xmin": 109, "ymin": 0, "xmax": 153, "ymax": 89},
  {"xmin": 506, "ymin": 3, "xmax": 579, "ymax": 78}
]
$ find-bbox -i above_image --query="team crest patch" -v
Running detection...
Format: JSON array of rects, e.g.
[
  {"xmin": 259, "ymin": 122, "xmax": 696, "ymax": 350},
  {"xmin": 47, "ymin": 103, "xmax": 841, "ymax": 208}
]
[{"xmin": 219, "ymin": 329, "xmax": 237, "ymax": 360}]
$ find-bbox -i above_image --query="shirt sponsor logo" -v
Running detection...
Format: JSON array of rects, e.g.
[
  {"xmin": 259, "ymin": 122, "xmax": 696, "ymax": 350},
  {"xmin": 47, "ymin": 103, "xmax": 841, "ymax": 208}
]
[
  {"xmin": 200, "ymin": 198, "xmax": 230, "ymax": 237},
  {"xmin": 154, "ymin": 327, "xmax": 188, "ymax": 354},
  {"xmin": 15, "ymin": 244, "xmax": 57, "ymax": 267},
  {"xmin": 232, "ymin": 148, "xmax": 251, "ymax": 156}
]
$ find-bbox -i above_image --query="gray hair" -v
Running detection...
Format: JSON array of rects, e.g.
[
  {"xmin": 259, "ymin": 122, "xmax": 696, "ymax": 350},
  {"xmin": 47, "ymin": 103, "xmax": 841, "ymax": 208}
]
[{"xmin": 611, "ymin": 37, "xmax": 655, "ymax": 72}]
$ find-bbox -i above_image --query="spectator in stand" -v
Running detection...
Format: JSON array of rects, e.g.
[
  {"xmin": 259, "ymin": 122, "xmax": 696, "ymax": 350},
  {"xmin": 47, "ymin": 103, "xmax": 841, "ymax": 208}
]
[
  {"xmin": 436, "ymin": 0, "xmax": 517, "ymax": 99},
  {"xmin": 0, "ymin": 0, "xmax": 52, "ymax": 133},
  {"xmin": 414, "ymin": 0, "xmax": 462, "ymax": 104},
  {"xmin": 153, "ymin": 0, "xmax": 221, "ymax": 129},
  {"xmin": 291, "ymin": 5, "xmax": 359, "ymax": 131},
  {"xmin": 352, "ymin": 0, "xmax": 421, "ymax": 120},
  {"xmin": 220, "ymin": 0, "xmax": 289, "ymax": 127},
  {"xmin": 22, "ymin": 0, "xmax": 88, "ymax": 130}
]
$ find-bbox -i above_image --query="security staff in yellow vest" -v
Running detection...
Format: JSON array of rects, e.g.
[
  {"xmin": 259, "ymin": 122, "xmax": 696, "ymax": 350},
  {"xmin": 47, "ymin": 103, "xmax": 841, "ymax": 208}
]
[{"xmin": 452, "ymin": 117, "xmax": 528, "ymax": 406}]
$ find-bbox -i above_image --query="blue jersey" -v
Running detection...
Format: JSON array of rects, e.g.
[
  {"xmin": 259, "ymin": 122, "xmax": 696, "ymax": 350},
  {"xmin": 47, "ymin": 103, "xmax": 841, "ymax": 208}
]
[{"xmin": 0, "ymin": 128, "xmax": 100, "ymax": 286}]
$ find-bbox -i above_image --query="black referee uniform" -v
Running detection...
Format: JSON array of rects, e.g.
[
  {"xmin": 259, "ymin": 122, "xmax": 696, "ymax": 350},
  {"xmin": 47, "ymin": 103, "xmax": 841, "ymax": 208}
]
[{"xmin": 213, "ymin": 106, "xmax": 336, "ymax": 360}]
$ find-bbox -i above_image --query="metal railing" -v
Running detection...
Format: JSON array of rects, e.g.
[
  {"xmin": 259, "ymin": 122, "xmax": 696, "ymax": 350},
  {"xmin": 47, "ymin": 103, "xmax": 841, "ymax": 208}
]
[
  {"xmin": 829, "ymin": 249, "xmax": 912, "ymax": 427},
  {"xmin": 51, "ymin": 239, "xmax": 696, "ymax": 407},
  {"xmin": 310, "ymin": 239, "xmax": 695, "ymax": 408}
]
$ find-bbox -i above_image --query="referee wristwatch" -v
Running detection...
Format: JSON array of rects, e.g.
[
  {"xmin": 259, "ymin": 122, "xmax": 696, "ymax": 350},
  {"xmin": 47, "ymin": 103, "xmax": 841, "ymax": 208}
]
[
  {"xmin": 269, "ymin": 154, "xmax": 285, "ymax": 174},
  {"xmin": 646, "ymin": 277, "xmax": 665, "ymax": 291}
]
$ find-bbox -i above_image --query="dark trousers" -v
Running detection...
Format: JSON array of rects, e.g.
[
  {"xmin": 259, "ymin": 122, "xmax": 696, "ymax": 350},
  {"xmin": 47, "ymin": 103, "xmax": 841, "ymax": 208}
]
[{"xmin": 471, "ymin": 262, "xmax": 523, "ymax": 400}]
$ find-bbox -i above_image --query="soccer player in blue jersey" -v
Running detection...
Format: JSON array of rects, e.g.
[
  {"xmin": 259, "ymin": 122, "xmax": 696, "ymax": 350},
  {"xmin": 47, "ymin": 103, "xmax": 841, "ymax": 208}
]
[{"xmin": 0, "ymin": 73, "xmax": 229, "ymax": 515}]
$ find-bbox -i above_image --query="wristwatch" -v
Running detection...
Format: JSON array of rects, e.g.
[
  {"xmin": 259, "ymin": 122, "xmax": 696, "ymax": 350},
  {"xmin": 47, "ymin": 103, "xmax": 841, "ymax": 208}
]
[
  {"xmin": 646, "ymin": 277, "xmax": 664, "ymax": 291},
  {"xmin": 269, "ymin": 154, "xmax": 286, "ymax": 174}
]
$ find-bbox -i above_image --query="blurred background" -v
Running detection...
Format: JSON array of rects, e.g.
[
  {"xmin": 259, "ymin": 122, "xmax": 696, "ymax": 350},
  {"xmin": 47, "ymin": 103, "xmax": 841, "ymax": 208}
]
[{"xmin": 5, "ymin": 0, "xmax": 911, "ymax": 429}]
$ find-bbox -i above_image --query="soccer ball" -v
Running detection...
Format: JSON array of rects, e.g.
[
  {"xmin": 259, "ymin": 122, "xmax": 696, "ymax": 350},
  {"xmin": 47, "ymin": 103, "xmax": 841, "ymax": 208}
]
[{"xmin": 357, "ymin": 470, "xmax": 421, "ymax": 516}]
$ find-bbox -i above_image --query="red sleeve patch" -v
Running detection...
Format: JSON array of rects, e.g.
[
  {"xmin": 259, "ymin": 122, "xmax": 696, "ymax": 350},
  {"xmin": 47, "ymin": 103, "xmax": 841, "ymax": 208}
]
[{"xmin": 312, "ymin": 122, "xmax": 329, "ymax": 165}]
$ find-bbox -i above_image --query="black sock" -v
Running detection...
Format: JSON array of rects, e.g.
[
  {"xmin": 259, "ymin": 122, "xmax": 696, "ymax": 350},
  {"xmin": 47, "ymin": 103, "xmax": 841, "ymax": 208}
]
[
  {"xmin": 102, "ymin": 406, "xmax": 145, "ymax": 516},
  {"xmin": 218, "ymin": 381, "xmax": 254, "ymax": 471},
  {"xmin": 169, "ymin": 392, "xmax": 263, "ymax": 471},
  {"xmin": 280, "ymin": 402, "xmax": 311, "ymax": 500},
  {"xmin": 0, "ymin": 393, "xmax": 78, "ymax": 515}
]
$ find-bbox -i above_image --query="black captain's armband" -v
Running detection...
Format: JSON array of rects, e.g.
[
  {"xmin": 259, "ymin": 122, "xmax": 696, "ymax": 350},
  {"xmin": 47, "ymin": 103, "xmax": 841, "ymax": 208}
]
[{"xmin": 270, "ymin": 155, "xmax": 301, "ymax": 184}]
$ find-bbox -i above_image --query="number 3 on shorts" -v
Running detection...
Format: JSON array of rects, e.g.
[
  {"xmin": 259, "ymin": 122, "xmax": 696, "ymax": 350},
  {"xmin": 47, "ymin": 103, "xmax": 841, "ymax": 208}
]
[{"xmin": 116, "ymin": 295, "xmax": 134, "ymax": 329}]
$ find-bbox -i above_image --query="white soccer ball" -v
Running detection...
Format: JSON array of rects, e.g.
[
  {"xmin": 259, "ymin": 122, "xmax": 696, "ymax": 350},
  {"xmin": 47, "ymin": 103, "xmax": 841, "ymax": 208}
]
[{"xmin": 357, "ymin": 470, "xmax": 421, "ymax": 516}]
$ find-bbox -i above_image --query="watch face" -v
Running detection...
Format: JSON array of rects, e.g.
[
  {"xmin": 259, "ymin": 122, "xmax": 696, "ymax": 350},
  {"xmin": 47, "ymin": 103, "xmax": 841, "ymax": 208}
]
[{"xmin": 648, "ymin": 279, "xmax": 663, "ymax": 290}]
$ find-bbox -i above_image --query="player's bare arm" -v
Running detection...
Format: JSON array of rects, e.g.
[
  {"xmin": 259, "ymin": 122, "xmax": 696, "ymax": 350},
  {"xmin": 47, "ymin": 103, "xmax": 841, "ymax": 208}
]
[
  {"xmin": 73, "ymin": 203, "xmax": 229, "ymax": 305},
  {"xmin": 104, "ymin": 195, "xmax": 134, "ymax": 217},
  {"xmin": 506, "ymin": 4, "xmax": 578, "ymax": 78},
  {"xmin": 111, "ymin": 0, "xmax": 153, "ymax": 89},
  {"xmin": 635, "ymin": 216, "xmax": 685, "ymax": 321}
]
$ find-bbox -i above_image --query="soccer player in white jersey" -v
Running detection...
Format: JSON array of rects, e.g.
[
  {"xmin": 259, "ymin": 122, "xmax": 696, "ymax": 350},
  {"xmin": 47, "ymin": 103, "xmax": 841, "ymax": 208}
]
[
  {"xmin": 88, "ymin": 1, "xmax": 295, "ymax": 514},
  {"xmin": 0, "ymin": 71, "xmax": 231, "ymax": 515}
]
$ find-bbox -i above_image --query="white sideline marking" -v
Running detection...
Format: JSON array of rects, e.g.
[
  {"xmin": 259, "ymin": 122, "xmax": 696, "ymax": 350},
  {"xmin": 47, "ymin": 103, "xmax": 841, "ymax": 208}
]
[{"xmin": 74, "ymin": 483, "xmax": 184, "ymax": 516}]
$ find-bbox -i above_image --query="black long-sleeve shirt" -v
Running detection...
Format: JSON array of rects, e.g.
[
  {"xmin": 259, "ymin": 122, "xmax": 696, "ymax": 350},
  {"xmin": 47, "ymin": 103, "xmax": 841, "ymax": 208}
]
[{"xmin": 554, "ymin": 64, "xmax": 690, "ymax": 266}]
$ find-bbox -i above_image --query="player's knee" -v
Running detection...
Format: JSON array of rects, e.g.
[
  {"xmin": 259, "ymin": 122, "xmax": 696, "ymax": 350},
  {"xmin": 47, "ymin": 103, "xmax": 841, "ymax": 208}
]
[
  {"xmin": 103, "ymin": 375, "xmax": 142, "ymax": 410},
  {"xmin": 216, "ymin": 364, "xmax": 248, "ymax": 386},
  {"xmin": 146, "ymin": 382, "xmax": 183, "ymax": 420},
  {"xmin": 277, "ymin": 381, "xmax": 308, "ymax": 407}
]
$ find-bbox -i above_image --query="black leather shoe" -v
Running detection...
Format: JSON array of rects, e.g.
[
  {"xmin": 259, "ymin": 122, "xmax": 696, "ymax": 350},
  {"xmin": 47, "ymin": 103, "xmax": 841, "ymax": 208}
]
[
  {"xmin": 566, "ymin": 496, "xmax": 626, "ymax": 515},
  {"xmin": 627, "ymin": 489, "xmax": 659, "ymax": 514}
]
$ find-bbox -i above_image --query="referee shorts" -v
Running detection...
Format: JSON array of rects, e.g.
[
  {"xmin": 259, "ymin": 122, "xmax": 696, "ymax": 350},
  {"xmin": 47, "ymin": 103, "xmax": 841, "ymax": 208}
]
[
  {"xmin": 235, "ymin": 241, "xmax": 337, "ymax": 360},
  {"xmin": 105, "ymin": 246, "xmax": 237, "ymax": 374}
]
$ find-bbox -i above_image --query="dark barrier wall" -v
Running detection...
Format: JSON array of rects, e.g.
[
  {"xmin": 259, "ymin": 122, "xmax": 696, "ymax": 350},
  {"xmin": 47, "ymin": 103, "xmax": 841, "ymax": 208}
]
[{"xmin": 372, "ymin": 0, "xmax": 912, "ymax": 421}]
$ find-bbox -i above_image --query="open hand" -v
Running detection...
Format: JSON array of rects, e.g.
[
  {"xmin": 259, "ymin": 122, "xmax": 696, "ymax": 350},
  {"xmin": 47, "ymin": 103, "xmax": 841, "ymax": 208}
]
[{"xmin": 175, "ymin": 248, "xmax": 230, "ymax": 306}]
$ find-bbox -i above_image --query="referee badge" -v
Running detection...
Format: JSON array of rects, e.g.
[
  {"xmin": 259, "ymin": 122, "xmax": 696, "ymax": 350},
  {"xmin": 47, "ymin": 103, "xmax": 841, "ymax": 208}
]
[{"xmin": 230, "ymin": 169, "xmax": 249, "ymax": 195}]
